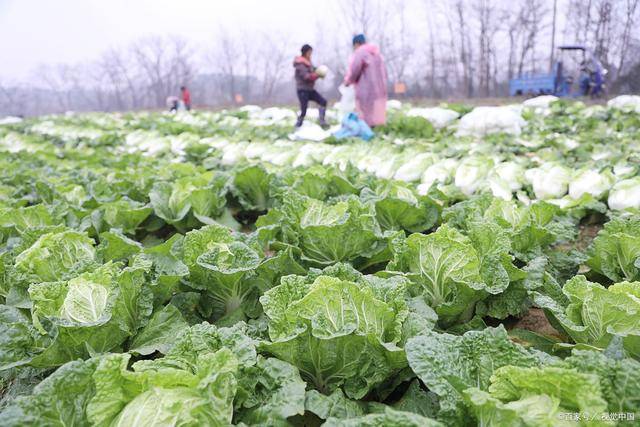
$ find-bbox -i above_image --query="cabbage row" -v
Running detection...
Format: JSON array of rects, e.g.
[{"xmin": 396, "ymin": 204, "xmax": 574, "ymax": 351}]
[{"xmin": 0, "ymin": 96, "xmax": 639, "ymax": 426}]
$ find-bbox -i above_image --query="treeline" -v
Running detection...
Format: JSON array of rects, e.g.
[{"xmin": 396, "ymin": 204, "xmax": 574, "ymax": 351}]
[{"xmin": 1, "ymin": 0, "xmax": 639, "ymax": 116}]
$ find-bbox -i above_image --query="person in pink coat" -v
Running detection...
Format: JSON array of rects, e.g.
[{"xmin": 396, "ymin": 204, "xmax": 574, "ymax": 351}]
[{"xmin": 343, "ymin": 34, "xmax": 388, "ymax": 127}]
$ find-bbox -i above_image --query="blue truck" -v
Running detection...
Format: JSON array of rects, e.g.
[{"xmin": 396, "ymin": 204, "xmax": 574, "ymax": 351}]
[{"xmin": 509, "ymin": 45, "xmax": 605, "ymax": 97}]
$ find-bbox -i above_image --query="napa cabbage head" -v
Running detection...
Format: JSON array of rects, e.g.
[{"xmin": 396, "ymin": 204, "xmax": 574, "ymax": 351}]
[
  {"xmin": 568, "ymin": 168, "xmax": 614, "ymax": 200},
  {"xmin": 393, "ymin": 153, "xmax": 437, "ymax": 182},
  {"xmin": 524, "ymin": 163, "xmax": 571, "ymax": 200},
  {"xmin": 487, "ymin": 161, "xmax": 525, "ymax": 200},
  {"xmin": 360, "ymin": 180, "xmax": 440, "ymax": 233},
  {"xmin": 26, "ymin": 262, "xmax": 153, "ymax": 367},
  {"xmin": 183, "ymin": 224, "xmax": 305, "ymax": 321},
  {"xmin": 385, "ymin": 223, "xmax": 520, "ymax": 326},
  {"xmin": 260, "ymin": 269, "xmax": 409, "ymax": 399},
  {"xmin": 257, "ymin": 194, "xmax": 393, "ymax": 268},
  {"xmin": 150, "ymin": 172, "xmax": 228, "ymax": 229},
  {"xmin": 417, "ymin": 159, "xmax": 458, "ymax": 195},
  {"xmin": 586, "ymin": 216, "xmax": 640, "ymax": 282},
  {"xmin": 99, "ymin": 198, "xmax": 152, "ymax": 235},
  {"xmin": 608, "ymin": 177, "xmax": 640, "ymax": 211},
  {"xmin": 454, "ymin": 157, "xmax": 493, "ymax": 196},
  {"xmin": 14, "ymin": 230, "xmax": 97, "ymax": 283},
  {"xmin": 533, "ymin": 275, "xmax": 640, "ymax": 357}
]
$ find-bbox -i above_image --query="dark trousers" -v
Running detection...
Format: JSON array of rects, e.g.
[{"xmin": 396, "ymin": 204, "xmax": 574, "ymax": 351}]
[{"xmin": 297, "ymin": 89, "xmax": 327, "ymax": 122}]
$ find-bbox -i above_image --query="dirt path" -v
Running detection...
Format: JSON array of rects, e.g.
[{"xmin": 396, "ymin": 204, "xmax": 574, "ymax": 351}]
[{"xmin": 510, "ymin": 308, "xmax": 564, "ymax": 340}]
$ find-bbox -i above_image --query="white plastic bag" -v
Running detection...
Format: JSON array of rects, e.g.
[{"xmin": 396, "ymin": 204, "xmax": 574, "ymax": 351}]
[{"xmin": 336, "ymin": 84, "xmax": 356, "ymax": 119}]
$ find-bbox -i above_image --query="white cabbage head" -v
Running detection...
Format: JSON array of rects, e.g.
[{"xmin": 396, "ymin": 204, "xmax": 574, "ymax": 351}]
[
  {"xmin": 406, "ymin": 107, "xmax": 459, "ymax": 128},
  {"xmin": 454, "ymin": 157, "xmax": 493, "ymax": 195},
  {"xmin": 393, "ymin": 153, "xmax": 437, "ymax": 182},
  {"xmin": 525, "ymin": 163, "xmax": 571, "ymax": 200},
  {"xmin": 456, "ymin": 106, "xmax": 526, "ymax": 137},
  {"xmin": 608, "ymin": 178, "xmax": 640, "ymax": 210},
  {"xmin": 568, "ymin": 169, "xmax": 615, "ymax": 200},
  {"xmin": 522, "ymin": 95, "xmax": 559, "ymax": 109},
  {"xmin": 607, "ymin": 95, "xmax": 640, "ymax": 113}
]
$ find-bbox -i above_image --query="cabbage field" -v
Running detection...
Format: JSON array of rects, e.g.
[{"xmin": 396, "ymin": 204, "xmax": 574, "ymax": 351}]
[{"xmin": 0, "ymin": 94, "xmax": 640, "ymax": 426}]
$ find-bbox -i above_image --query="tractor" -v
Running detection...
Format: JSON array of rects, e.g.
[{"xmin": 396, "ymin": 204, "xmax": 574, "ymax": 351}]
[{"xmin": 509, "ymin": 45, "xmax": 606, "ymax": 98}]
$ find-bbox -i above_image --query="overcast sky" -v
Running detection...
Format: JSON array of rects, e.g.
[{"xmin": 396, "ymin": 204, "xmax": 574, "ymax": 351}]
[
  {"xmin": 0, "ymin": 0, "xmax": 576, "ymax": 83},
  {"xmin": 0, "ymin": 0, "xmax": 332, "ymax": 81}
]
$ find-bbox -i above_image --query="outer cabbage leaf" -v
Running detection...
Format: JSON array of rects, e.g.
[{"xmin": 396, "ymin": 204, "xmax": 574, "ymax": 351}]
[
  {"xmin": 96, "ymin": 229, "xmax": 142, "ymax": 263},
  {"xmin": 405, "ymin": 326, "xmax": 555, "ymax": 424},
  {"xmin": 323, "ymin": 407, "xmax": 443, "ymax": 427},
  {"xmin": 464, "ymin": 389, "xmax": 571, "ymax": 426},
  {"xmin": 0, "ymin": 358, "xmax": 99, "ymax": 427},
  {"xmin": 0, "ymin": 304, "xmax": 48, "ymax": 370},
  {"xmin": 466, "ymin": 365, "xmax": 609, "ymax": 426},
  {"xmin": 130, "ymin": 234, "xmax": 189, "ymax": 306},
  {"xmin": 304, "ymin": 389, "xmax": 369, "ymax": 421},
  {"xmin": 231, "ymin": 164, "xmax": 272, "ymax": 211},
  {"xmin": 234, "ymin": 356, "xmax": 306, "ymax": 425},
  {"xmin": 558, "ymin": 349, "xmax": 640, "ymax": 413},
  {"xmin": 128, "ymin": 304, "xmax": 188, "ymax": 356}
]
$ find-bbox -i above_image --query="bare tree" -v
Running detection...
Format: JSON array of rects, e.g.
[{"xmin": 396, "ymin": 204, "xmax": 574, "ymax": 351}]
[
  {"xmin": 98, "ymin": 48, "xmax": 142, "ymax": 110},
  {"xmin": 256, "ymin": 33, "xmax": 290, "ymax": 102},
  {"xmin": 593, "ymin": 0, "xmax": 614, "ymax": 68},
  {"xmin": 616, "ymin": 0, "xmax": 640, "ymax": 78},
  {"xmin": 455, "ymin": 0, "xmax": 474, "ymax": 97},
  {"xmin": 0, "ymin": 80, "xmax": 26, "ymax": 116},
  {"xmin": 132, "ymin": 36, "xmax": 193, "ymax": 108},
  {"xmin": 550, "ymin": 0, "xmax": 558, "ymax": 70},
  {"xmin": 209, "ymin": 31, "xmax": 239, "ymax": 104}
]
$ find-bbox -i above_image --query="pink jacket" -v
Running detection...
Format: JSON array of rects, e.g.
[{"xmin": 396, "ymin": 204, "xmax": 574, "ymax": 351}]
[{"xmin": 344, "ymin": 43, "xmax": 388, "ymax": 127}]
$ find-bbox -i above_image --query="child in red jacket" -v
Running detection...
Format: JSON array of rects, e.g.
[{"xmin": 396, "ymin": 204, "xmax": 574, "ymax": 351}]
[{"xmin": 181, "ymin": 86, "xmax": 191, "ymax": 111}]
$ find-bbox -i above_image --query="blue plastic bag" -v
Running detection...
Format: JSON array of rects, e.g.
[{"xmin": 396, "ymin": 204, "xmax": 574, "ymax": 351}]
[{"xmin": 333, "ymin": 112, "xmax": 375, "ymax": 141}]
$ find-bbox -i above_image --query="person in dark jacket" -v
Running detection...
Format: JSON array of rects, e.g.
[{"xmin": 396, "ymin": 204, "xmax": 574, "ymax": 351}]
[{"xmin": 293, "ymin": 44, "xmax": 327, "ymax": 128}]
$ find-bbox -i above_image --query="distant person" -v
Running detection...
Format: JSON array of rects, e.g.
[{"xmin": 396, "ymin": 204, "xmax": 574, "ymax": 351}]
[
  {"xmin": 166, "ymin": 95, "xmax": 179, "ymax": 113},
  {"xmin": 181, "ymin": 86, "xmax": 192, "ymax": 111},
  {"xmin": 293, "ymin": 44, "xmax": 328, "ymax": 128},
  {"xmin": 590, "ymin": 69, "xmax": 604, "ymax": 98},
  {"xmin": 579, "ymin": 61, "xmax": 591, "ymax": 96},
  {"xmin": 343, "ymin": 34, "xmax": 388, "ymax": 127}
]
